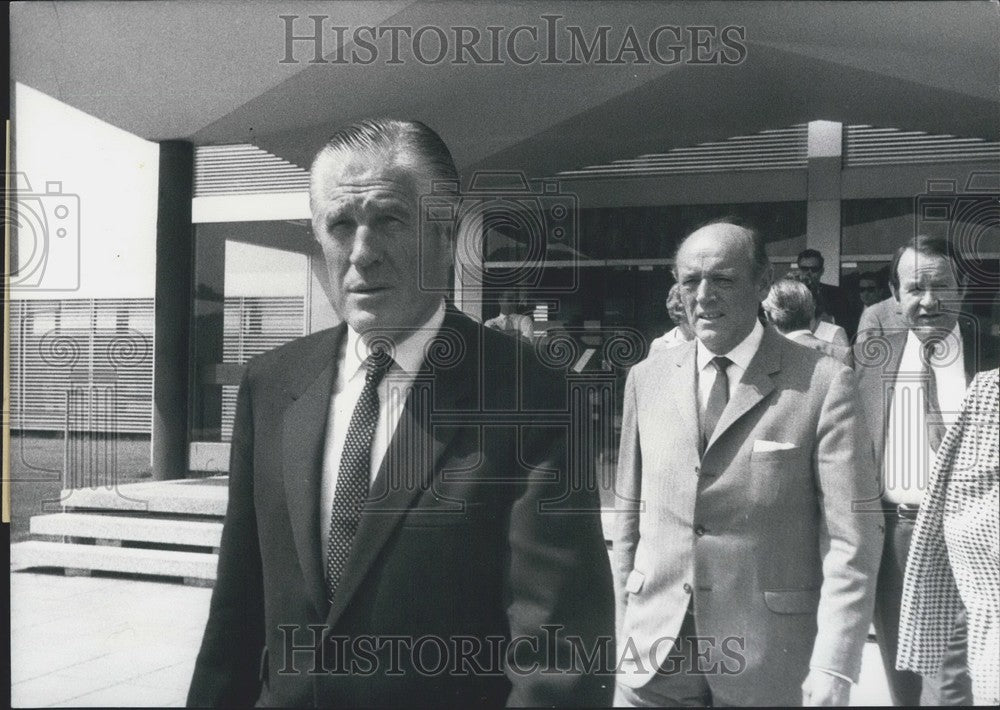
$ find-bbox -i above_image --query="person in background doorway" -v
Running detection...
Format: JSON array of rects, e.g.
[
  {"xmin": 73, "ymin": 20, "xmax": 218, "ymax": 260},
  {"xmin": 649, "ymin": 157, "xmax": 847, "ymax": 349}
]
[
  {"xmin": 484, "ymin": 289, "xmax": 534, "ymax": 340},
  {"xmin": 855, "ymin": 268, "xmax": 908, "ymax": 345},
  {"xmin": 763, "ymin": 278, "xmax": 852, "ymax": 367},
  {"xmin": 648, "ymin": 283, "xmax": 695, "ymax": 355},
  {"xmin": 858, "ymin": 272, "xmax": 886, "ymax": 310},
  {"xmin": 796, "ymin": 248, "xmax": 857, "ymax": 339}
]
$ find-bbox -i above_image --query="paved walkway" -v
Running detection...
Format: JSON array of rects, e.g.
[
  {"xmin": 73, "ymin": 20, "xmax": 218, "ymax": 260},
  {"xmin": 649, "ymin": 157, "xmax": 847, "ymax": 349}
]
[
  {"xmin": 9, "ymin": 570, "xmax": 892, "ymax": 707},
  {"xmin": 10, "ymin": 572, "xmax": 211, "ymax": 707}
]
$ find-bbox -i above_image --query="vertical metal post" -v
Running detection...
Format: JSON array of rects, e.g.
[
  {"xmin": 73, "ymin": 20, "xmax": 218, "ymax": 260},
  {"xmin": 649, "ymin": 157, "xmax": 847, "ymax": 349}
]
[{"xmin": 63, "ymin": 389, "xmax": 70, "ymax": 492}]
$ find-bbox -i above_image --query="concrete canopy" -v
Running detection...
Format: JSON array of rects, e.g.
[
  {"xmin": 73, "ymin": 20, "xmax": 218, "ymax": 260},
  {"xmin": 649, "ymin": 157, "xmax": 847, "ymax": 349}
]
[{"xmin": 11, "ymin": 1, "xmax": 999, "ymax": 183}]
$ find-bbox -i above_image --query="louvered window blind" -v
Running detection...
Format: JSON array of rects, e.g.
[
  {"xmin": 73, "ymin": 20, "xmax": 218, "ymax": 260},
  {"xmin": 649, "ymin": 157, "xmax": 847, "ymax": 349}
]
[{"xmin": 10, "ymin": 296, "xmax": 305, "ymax": 437}]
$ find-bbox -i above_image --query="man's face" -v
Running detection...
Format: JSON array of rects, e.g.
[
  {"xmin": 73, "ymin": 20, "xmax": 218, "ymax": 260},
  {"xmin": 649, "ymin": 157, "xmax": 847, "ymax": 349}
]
[
  {"xmin": 310, "ymin": 151, "xmax": 452, "ymax": 335},
  {"xmin": 797, "ymin": 256, "xmax": 824, "ymax": 289},
  {"xmin": 676, "ymin": 224, "xmax": 770, "ymax": 354},
  {"xmin": 858, "ymin": 278, "xmax": 881, "ymax": 307},
  {"xmin": 892, "ymin": 249, "xmax": 961, "ymax": 341}
]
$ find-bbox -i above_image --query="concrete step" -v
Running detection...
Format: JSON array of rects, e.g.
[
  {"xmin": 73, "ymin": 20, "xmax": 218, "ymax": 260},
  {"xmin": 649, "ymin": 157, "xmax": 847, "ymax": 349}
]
[
  {"xmin": 10, "ymin": 540, "xmax": 218, "ymax": 581},
  {"xmin": 58, "ymin": 478, "xmax": 228, "ymax": 517},
  {"xmin": 30, "ymin": 512, "xmax": 222, "ymax": 548}
]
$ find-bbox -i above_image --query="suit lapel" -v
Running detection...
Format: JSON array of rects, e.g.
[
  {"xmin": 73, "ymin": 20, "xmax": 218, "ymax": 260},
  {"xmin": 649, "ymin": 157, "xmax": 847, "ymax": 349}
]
[
  {"xmin": 879, "ymin": 330, "xmax": 908, "ymax": 443},
  {"xmin": 667, "ymin": 342, "xmax": 701, "ymax": 456},
  {"xmin": 706, "ymin": 328, "xmax": 779, "ymax": 452},
  {"xmin": 959, "ymin": 318, "xmax": 978, "ymax": 385},
  {"xmin": 281, "ymin": 325, "xmax": 346, "ymax": 617},
  {"xmin": 325, "ymin": 309, "xmax": 476, "ymax": 627}
]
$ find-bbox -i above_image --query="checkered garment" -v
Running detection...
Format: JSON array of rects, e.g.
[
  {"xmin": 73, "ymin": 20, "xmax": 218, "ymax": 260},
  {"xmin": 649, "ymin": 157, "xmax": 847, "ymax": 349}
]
[{"xmin": 896, "ymin": 368, "xmax": 1000, "ymax": 705}]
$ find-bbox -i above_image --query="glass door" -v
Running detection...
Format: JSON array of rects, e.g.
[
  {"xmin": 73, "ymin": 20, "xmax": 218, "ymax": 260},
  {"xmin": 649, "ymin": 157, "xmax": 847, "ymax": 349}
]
[{"xmin": 188, "ymin": 220, "xmax": 317, "ymax": 471}]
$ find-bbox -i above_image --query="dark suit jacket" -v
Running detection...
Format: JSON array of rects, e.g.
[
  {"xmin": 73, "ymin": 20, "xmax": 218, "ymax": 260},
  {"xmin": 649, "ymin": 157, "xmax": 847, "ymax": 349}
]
[
  {"xmin": 816, "ymin": 282, "xmax": 859, "ymax": 339},
  {"xmin": 187, "ymin": 307, "xmax": 614, "ymax": 707}
]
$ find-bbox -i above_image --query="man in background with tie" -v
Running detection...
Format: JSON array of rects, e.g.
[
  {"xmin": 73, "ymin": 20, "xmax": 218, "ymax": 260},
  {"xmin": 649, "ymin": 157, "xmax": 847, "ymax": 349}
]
[
  {"xmin": 188, "ymin": 118, "xmax": 613, "ymax": 707},
  {"xmin": 855, "ymin": 235, "xmax": 987, "ymax": 705},
  {"xmin": 796, "ymin": 248, "xmax": 858, "ymax": 340},
  {"xmin": 613, "ymin": 219, "xmax": 881, "ymax": 706}
]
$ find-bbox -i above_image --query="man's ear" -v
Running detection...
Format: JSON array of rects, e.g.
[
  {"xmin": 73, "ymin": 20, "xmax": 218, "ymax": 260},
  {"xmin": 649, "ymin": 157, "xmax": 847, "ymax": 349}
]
[{"xmin": 890, "ymin": 282, "xmax": 900, "ymax": 302}]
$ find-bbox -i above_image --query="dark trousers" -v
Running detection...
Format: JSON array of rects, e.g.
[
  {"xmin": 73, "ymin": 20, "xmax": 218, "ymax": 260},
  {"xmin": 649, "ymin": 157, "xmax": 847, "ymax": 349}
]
[{"xmin": 874, "ymin": 511, "xmax": 973, "ymax": 706}]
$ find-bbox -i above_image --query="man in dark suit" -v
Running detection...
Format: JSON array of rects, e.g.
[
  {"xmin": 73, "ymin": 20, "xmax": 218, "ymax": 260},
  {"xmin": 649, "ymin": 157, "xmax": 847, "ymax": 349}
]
[
  {"xmin": 797, "ymin": 248, "xmax": 858, "ymax": 339},
  {"xmin": 613, "ymin": 220, "xmax": 881, "ymax": 706},
  {"xmin": 187, "ymin": 119, "xmax": 613, "ymax": 707},
  {"xmin": 854, "ymin": 235, "xmax": 991, "ymax": 706}
]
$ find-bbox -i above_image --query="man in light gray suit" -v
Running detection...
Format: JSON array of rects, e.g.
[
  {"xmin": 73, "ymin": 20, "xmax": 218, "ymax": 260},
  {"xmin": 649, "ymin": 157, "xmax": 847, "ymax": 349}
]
[
  {"xmin": 613, "ymin": 219, "xmax": 882, "ymax": 706},
  {"xmin": 854, "ymin": 235, "xmax": 987, "ymax": 706},
  {"xmin": 855, "ymin": 295, "xmax": 906, "ymax": 345}
]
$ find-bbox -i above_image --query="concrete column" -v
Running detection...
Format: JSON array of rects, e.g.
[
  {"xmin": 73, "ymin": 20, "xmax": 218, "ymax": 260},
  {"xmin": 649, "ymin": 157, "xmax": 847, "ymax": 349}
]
[
  {"xmin": 806, "ymin": 120, "xmax": 844, "ymax": 285},
  {"xmin": 152, "ymin": 141, "xmax": 194, "ymax": 480},
  {"xmin": 189, "ymin": 233, "xmax": 225, "ymax": 441},
  {"xmin": 308, "ymin": 255, "xmax": 340, "ymax": 333}
]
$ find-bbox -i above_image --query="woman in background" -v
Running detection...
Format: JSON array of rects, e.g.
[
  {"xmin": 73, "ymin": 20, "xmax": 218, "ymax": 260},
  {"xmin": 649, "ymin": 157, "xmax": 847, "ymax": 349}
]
[
  {"xmin": 647, "ymin": 283, "xmax": 694, "ymax": 354},
  {"xmin": 484, "ymin": 289, "xmax": 534, "ymax": 340},
  {"xmin": 897, "ymin": 368, "xmax": 999, "ymax": 705}
]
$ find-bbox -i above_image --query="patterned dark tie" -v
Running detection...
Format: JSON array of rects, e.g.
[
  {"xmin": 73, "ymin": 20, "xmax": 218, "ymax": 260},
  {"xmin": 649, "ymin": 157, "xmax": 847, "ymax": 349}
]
[
  {"xmin": 922, "ymin": 340, "xmax": 947, "ymax": 452},
  {"xmin": 701, "ymin": 356, "xmax": 732, "ymax": 452},
  {"xmin": 325, "ymin": 349, "xmax": 393, "ymax": 602}
]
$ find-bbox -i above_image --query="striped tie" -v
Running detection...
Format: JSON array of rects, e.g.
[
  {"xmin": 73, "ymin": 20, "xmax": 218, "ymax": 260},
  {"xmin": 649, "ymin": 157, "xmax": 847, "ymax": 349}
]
[{"xmin": 701, "ymin": 356, "xmax": 732, "ymax": 452}]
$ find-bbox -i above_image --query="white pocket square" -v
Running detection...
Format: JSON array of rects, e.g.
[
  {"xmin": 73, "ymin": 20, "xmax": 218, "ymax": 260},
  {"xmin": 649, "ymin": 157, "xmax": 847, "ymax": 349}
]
[{"xmin": 753, "ymin": 439, "xmax": 798, "ymax": 452}]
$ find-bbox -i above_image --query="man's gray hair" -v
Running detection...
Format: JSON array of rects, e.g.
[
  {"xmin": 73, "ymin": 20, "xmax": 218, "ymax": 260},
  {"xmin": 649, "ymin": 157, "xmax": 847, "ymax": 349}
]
[
  {"xmin": 665, "ymin": 282, "xmax": 682, "ymax": 310},
  {"xmin": 762, "ymin": 278, "xmax": 816, "ymax": 332},
  {"xmin": 309, "ymin": 118, "xmax": 459, "ymax": 208}
]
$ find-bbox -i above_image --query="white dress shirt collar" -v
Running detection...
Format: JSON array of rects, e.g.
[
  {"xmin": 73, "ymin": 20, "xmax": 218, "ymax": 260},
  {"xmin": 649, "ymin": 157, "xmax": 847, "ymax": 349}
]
[
  {"xmin": 696, "ymin": 319, "xmax": 764, "ymax": 374},
  {"xmin": 903, "ymin": 323, "xmax": 962, "ymax": 364},
  {"xmin": 342, "ymin": 300, "xmax": 447, "ymax": 381},
  {"xmin": 320, "ymin": 300, "xmax": 447, "ymax": 556},
  {"xmin": 783, "ymin": 328, "xmax": 813, "ymax": 341}
]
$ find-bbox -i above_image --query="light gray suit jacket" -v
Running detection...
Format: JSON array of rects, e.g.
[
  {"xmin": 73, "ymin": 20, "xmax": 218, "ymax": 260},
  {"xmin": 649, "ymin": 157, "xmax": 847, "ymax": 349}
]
[
  {"xmin": 855, "ymin": 297, "xmax": 905, "ymax": 345},
  {"xmin": 854, "ymin": 319, "xmax": 988, "ymax": 468},
  {"xmin": 792, "ymin": 331, "xmax": 853, "ymax": 368},
  {"xmin": 613, "ymin": 326, "xmax": 882, "ymax": 705}
]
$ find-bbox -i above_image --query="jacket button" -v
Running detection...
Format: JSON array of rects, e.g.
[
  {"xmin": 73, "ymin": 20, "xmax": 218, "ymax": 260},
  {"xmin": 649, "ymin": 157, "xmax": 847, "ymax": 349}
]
[
  {"xmin": 694, "ymin": 524, "xmax": 706, "ymax": 536},
  {"xmin": 694, "ymin": 465, "xmax": 700, "ymax": 474},
  {"xmin": 683, "ymin": 583, "xmax": 693, "ymax": 594}
]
